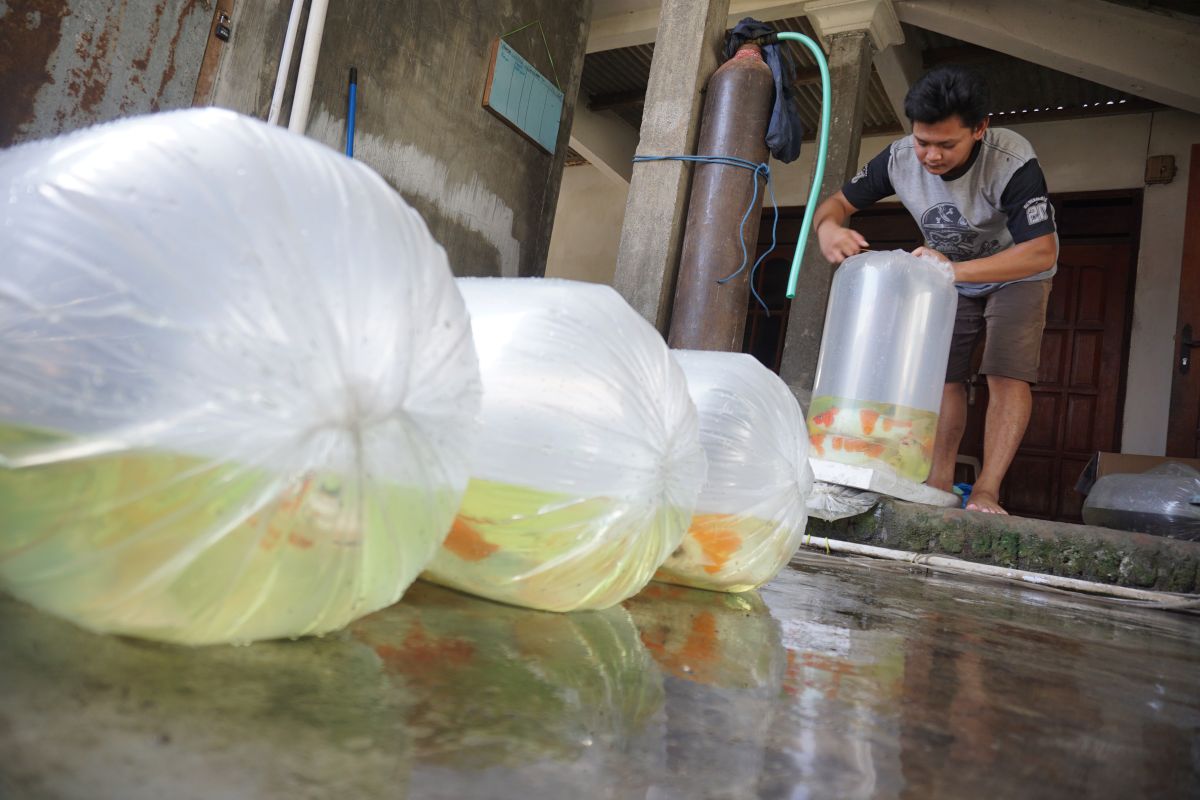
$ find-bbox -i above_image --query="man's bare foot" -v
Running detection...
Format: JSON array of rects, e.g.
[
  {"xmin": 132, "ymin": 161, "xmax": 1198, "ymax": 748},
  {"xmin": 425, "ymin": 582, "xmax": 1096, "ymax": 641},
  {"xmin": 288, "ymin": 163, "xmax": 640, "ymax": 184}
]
[{"xmin": 966, "ymin": 490, "xmax": 1007, "ymax": 515}]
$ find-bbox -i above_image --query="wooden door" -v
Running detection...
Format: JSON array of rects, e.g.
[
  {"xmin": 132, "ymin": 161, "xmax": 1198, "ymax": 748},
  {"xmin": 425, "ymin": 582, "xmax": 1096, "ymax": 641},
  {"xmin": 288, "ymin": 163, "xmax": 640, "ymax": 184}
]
[
  {"xmin": 993, "ymin": 240, "xmax": 1135, "ymax": 520},
  {"xmin": 745, "ymin": 193, "xmax": 1140, "ymax": 522},
  {"xmin": 1166, "ymin": 144, "xmax": 1200, "ymax": 457}
]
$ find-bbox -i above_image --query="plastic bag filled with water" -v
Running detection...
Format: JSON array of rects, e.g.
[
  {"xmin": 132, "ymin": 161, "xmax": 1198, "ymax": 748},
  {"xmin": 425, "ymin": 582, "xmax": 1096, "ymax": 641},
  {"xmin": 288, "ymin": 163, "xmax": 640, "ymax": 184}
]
[
  {"xmin": 0, "ymin": 109, "xmax": 481, "ymax": 645},
  {"xmin": 654, "ymin": 351, "xmax": 813, "ymax": 592},
  {"xmin": 421, "ymin": 278, "xmax": 707, "ymax": 612},
  {"xmin": 809, "ymin": 249, "xmax": 956, "ymax": 482}
]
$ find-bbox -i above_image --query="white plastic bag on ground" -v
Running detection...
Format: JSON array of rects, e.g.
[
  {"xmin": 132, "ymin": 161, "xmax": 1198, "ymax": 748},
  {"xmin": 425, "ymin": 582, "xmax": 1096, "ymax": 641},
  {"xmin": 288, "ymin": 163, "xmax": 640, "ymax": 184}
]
[
  {"xmin": 805, "ymin": 482, "xmax": 882, "ymax": 522},
  {"xmin": 0, "ymin": 109, "xmax": 481, "ymax": 645},
  {"xmin": 421, "ymin": 278, "xmax": 707, "ymax": 612},
  {"xmin": 654, "ymin": 351, "xmax": 813, "ymax": 591}
]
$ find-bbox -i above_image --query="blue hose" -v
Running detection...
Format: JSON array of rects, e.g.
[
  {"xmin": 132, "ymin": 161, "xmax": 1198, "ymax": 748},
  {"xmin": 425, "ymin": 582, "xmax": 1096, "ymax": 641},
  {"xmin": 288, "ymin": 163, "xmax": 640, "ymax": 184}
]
[{"xmin": 773, "ymin": 32, "xmax": 831, "ymax": 299}]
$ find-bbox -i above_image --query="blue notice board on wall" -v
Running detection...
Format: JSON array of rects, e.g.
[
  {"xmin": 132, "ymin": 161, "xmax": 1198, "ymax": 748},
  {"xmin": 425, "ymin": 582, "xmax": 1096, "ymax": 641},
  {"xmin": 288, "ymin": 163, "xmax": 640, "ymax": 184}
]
[{"xmin": 483, "ymin": 38, "xmax": 563, "ymax": 154}]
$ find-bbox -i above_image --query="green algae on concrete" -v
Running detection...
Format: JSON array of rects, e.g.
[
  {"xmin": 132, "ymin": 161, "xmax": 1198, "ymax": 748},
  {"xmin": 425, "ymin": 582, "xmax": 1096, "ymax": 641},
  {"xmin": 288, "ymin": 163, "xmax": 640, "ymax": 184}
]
[{"xmin": 807, "ymin": 500, "xmax": 1200, "ymax": 593}]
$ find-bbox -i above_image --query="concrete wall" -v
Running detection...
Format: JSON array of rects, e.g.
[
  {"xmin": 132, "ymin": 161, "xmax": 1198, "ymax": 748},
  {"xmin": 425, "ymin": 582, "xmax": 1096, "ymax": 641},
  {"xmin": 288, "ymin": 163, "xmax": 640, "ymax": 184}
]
[
  {"xmin": 0, "ymin": 0, "xmax": 215, "ymax": 147},
  {"xmin": 1115, "ymin": 112, "xmax": 1200, "ymax": 455},
  {"xmin": 545, "ymin": 164, "xmax": 629, "ymax": 284},
  {"xmin": 210, "ymin": 1, "xmax": 592, "ymax": 278},
  {"xmin": 546, "ymin": 110, "xmax": 1200, "ymax": 454}
]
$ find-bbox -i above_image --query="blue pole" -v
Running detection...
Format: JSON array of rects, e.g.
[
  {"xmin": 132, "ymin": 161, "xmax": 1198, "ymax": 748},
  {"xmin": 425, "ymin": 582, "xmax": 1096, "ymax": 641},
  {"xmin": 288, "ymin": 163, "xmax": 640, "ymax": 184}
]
[{"xmin": 346, "ymin": 67, "xmax": 357, "ymax": 158}]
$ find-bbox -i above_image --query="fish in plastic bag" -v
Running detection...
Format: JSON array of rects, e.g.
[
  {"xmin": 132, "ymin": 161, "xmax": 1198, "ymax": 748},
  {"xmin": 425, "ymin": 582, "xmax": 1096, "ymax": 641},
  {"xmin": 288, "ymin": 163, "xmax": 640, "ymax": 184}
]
[
  {"xmin": 421, "ymin": 278, "xmax": 707, "ymax": 612},
  {"xmin": 0, "ymin": 109, "xmax": 481, "ymax": 645},
  {"xmin": 655, "ymin": 351, "xmax": 813, "ymax": 591},
  {"xmin": 808, "ymin": 249, "xmax": 956, "ymax": 482}
]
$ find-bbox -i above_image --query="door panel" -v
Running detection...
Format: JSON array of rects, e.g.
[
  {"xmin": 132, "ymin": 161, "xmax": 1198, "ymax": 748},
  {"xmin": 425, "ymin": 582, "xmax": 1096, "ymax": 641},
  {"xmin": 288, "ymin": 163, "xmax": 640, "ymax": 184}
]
[
  {"xmin": 1166, "ymin": 144, "xmax": 1200, "ymax": 457},
  {"xmin": 970, "ymin": 241, "xmax": 1134, "ymax": 520}
]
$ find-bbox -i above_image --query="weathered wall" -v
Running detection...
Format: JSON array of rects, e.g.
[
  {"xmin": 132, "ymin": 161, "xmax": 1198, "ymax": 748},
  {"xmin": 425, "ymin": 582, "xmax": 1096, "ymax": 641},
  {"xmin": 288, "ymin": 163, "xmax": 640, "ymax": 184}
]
[
  {"xmin": 210, "ymin": 1, "xmax": 592, "ymax": 278},
  {"xmin": 0, "ymin": 0, "xmax": 215, "ymax": 147},
  {"xmin": 545, "ymin": 163, "xmax": 629, "ymax": 285},
  {"xmin": 548, "ymin": 110, "xmax": 1200, "ymax": 455}
]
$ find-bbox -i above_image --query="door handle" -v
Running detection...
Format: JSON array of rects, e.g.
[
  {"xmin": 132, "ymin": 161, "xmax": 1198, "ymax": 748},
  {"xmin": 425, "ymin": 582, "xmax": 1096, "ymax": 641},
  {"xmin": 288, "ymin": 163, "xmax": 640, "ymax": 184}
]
[{"xmin": 1181, "ymin": 324, "xmax": 1200, "ymax": 374}]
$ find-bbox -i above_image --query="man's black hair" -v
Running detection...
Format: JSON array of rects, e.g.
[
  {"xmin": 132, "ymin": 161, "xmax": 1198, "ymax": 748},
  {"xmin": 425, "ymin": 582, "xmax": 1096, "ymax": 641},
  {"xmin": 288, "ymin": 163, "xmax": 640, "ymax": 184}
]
[{"xmin": 903, "ymin": 65, "xmax": 990, "ymax": 129}]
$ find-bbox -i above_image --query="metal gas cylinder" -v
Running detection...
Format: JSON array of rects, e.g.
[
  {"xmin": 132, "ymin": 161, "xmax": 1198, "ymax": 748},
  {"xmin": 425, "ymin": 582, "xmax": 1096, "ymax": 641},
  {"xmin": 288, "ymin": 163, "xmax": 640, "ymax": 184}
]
[{"xmin": 668, "ymin": 44, "xmax": 774, "ymax": 352}]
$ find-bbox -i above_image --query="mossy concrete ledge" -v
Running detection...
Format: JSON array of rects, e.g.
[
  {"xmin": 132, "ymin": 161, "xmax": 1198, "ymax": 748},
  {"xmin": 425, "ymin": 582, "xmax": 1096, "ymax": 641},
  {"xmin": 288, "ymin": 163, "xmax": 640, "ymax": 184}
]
[{"xmin": 806, "ymin": 500, "xmax": 1200, "ymax": 593}]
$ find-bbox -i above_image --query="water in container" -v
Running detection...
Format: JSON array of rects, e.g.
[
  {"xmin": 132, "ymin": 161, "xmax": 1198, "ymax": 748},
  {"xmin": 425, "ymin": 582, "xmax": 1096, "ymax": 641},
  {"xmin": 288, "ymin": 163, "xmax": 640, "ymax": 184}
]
[
  {"xmin": 422, "ymin": 278, "xmax": 708, "ymax": 613},
  {"xmin": 808, "ymin": 250, "xmax": 957, "ymax": 482},
  {"xmin": 655, "ymin": 350, "xmax": 812, "ymax": 593},
  {"xmin": 0, "ymin": 109, "xmax": 481, "ymax": 645}
]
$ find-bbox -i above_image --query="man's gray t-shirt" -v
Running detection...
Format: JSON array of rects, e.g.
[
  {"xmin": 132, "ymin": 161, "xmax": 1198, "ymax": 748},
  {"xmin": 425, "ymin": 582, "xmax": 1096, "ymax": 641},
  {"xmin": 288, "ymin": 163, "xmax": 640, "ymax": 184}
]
[{"xmin": 841, "ymin": 127, "xmax": 1058, "ymax": 297}]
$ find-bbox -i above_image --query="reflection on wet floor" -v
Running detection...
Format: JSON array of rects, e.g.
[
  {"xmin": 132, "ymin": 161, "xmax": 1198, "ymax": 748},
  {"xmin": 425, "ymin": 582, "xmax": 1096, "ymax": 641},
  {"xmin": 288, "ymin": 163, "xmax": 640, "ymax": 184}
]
[{"xmin": 1, "ymin": 551, "xmax": 1198, "ymax": 799}]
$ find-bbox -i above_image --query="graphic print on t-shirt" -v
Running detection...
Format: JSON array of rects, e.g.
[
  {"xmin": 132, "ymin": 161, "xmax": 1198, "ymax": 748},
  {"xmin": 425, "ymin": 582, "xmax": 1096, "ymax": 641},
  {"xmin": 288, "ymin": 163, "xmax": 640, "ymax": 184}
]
[{"xmin": 920, "ymin": 202, "xmax": 980, "ymax": 261}]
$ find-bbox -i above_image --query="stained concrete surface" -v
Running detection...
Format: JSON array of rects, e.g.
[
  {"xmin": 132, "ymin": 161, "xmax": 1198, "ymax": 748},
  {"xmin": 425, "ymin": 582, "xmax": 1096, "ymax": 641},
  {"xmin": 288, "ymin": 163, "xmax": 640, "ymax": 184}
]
[{"xmin": 1, "ymin": 552, "xmax": 1198, "ymax": 799}]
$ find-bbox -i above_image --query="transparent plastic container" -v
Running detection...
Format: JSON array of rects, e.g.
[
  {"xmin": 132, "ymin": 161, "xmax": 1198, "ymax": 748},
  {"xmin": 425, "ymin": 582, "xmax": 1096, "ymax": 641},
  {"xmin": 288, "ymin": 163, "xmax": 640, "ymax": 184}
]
[
  {"xmin": 421, "ymin": 278, "xmax": 708, "ymax": 612},
  {"xmin": 809, "ymin": 250, "xmax": 957, "ymax": 482},
  {"xmin": 1082, "ymin": 464, "xmax": 1200, "ymax": 540},
  {"xmin": 655, "ymin": 351, "xmax": 813, "ymax": 592},
  {"xmin": 0, "ymin": 109, "xmax": 481, "ymax": 645}
]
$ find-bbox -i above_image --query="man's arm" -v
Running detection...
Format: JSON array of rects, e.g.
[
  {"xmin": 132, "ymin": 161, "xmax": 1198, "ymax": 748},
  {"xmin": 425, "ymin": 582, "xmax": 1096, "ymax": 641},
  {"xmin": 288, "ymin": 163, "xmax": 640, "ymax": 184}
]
[
  {"xmin": 915, "ymin": 232, "xmax": 1057, "ymax": 283},
  {"xmin": 817, "ymin": 144, "xmax": 896, "ymax": 264},
  {"xmin": 915, "ymin": 155, "xmax": 1058, "ymax": 282},
  {"xmin": 815, "ymin": 191, "xmax": 869, "ymax": 264}
]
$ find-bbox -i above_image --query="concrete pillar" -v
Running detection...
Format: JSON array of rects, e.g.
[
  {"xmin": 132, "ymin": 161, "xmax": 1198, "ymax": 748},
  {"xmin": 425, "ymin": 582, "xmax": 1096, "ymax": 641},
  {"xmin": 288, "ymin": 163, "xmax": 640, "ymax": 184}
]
[
  {"xmin": 776, "ymin": 29, "xmax": 875, "ymax": 401},
  {"xmin": 776, "ymin": 0, "xmax": 904, "ymax": 401},
  {"xmin": 611, "ymin": 0, "xmax": 732, "ymax": 333}
]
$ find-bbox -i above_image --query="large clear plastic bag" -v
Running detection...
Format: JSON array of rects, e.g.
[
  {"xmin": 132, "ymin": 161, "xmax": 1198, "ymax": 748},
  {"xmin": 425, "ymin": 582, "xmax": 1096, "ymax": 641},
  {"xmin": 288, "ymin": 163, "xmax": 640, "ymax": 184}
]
[
  {"xmin": 1081, "ymin": 463, "xmax": 1200, "ymax": 540},
  {"xmin": 422, "ymin": 278, "xmax": 707, "ymax": 611},
  {"xmin": 654, "ymin": 351, "xmax": 813, "ymax": 591},
  {"xmin": 0, "ymin": 109, "xmax": 481, "ymax": 645},
  {"xmin": 809, "ymin": 250, "xmax": 956, "ymax": 483}
]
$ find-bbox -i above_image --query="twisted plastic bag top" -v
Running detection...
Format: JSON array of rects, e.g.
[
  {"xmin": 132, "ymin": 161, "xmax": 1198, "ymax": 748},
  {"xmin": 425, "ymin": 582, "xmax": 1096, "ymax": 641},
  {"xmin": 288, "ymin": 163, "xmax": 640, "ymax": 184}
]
[
  {"xmin": 422, "ymin": 278, "xmax": 708, "ymax": 612},
  {"xmin": 0, "ymin": 109, "xmax": 481, "ymax": 644},
  {"xmin": 654, "ymin": 351, "xmax": 812, "ymax": 591},
  {"xmin": 809, "ymin": 249, "xmax": 957, "ymax": 483}
]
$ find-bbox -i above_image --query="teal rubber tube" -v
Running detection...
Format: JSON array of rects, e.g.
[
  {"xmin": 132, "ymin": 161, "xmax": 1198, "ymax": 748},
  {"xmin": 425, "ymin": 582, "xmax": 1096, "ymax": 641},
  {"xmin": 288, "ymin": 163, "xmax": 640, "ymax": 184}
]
[{"xmin": 774, "ymin": 32, "xmax": 831, "ymax": 299}]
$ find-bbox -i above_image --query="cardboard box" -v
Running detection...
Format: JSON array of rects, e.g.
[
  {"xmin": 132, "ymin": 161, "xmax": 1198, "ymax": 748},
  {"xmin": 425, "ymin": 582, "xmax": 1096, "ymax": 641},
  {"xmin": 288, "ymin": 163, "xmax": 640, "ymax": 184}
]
[{"xmin": 1074, "ymin": 452, "xmax": 1200, "ymax": 496}]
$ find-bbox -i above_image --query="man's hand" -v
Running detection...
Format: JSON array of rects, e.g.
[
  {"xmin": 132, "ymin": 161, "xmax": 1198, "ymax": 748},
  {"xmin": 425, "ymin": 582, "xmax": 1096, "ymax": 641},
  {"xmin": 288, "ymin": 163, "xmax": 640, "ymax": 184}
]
[
  {"xmin": 912, "ymin": 246, "xmax": 960, "ymax": 281},
  {"xmin": 818, "ymin": 221, "xmax": 869, "ymax": 264},
  {"xmin": 911, "ymin": 246, "xmax": 949, "ymax": 265}
]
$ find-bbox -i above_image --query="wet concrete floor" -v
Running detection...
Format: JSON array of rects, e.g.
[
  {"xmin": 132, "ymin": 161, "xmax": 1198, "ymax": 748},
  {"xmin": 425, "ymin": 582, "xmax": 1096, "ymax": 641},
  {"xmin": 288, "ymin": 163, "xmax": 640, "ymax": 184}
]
[{"xmin": 1, "ymin": 551, "xmax": 1198, "ymax": 799}]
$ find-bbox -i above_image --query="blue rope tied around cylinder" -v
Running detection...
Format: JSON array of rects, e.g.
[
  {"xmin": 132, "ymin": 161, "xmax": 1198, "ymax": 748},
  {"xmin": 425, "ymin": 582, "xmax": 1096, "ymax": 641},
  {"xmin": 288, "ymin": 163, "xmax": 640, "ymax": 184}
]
[{"xmin": 632, "ymin": 154, "xmax": 780, "ymax": 315}]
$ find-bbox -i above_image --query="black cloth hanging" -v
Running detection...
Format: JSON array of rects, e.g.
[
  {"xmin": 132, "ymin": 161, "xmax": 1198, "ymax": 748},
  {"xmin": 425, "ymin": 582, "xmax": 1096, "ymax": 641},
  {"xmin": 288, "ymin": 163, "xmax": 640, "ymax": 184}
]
[{"xmin": 724, "ymin": 18, "xmax": 806, "ymax": 164}]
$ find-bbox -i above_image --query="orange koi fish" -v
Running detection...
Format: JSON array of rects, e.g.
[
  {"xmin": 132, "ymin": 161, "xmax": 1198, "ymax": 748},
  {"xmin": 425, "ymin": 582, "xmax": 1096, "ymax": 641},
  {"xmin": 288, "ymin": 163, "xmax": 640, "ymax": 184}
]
[
  {"xmin": 688, "ymin": 516, "xmax": 743, "ymax": 574},
  {"xmin": 442, "ymin": 516, "xmax": 499, "ymax": 561},
  {"xmin": 810, "ymin": 407, "xmax": 839, "ymax": 428}
]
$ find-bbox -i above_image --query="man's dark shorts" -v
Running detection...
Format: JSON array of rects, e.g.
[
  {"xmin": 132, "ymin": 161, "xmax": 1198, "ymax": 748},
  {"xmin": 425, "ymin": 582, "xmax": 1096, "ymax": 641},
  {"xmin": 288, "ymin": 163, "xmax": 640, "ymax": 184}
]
[{"xmin": 946, "ymin": 279, "xmax": 1052, "ymax": 384}]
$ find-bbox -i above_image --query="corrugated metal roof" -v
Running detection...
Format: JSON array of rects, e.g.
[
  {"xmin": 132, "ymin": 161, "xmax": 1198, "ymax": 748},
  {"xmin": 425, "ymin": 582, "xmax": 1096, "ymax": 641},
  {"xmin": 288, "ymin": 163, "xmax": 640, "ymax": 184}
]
[
  {"xmin": 899, "ymin": 26, "xmax": 1157, "ymax": 125},
  {"xmin": 573, "ymin": 18, "xmax": 1163, "ymax": 165},
  {"xmin": 578, "ymin": 17, "xmax": 904, "ymax": 141}
]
